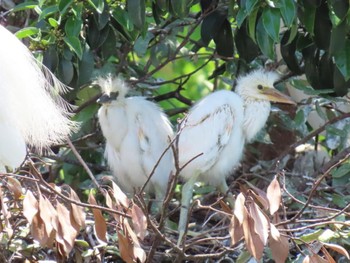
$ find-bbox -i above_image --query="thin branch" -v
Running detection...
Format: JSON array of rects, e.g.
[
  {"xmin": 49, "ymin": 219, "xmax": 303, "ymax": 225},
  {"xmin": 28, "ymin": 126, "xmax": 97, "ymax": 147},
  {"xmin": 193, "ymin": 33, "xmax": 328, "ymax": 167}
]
[
  {"xmin": 67, "ymin": 138, "xmax": 105, "ymax": 196},
  {"xmin": 273, "ymin": 112, "xmax": 350, "ymax": 168},
  {"xmin": 284, "ymin": 147, "xmax": 350, "ymax": 223}
]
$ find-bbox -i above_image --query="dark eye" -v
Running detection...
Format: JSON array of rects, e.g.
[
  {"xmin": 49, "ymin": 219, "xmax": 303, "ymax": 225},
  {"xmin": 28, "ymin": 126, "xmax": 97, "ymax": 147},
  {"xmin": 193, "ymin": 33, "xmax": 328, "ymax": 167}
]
[{"xmin": 257, "ymin": 84, "xmax": 263, "ymax": 90}]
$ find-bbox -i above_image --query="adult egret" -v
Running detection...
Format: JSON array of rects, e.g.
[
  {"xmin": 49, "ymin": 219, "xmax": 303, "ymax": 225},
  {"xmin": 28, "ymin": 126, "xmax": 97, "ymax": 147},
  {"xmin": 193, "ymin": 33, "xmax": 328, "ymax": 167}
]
[
  {"xmin": 0, "ymin": 25, "xmax": 76, "ymax": 172},
  {"xmin": 97, "ymin": 77, "xmax": 174, "ymax": 203},
  {"xmin": 177, "ymin": 69, "xmax": 295, "ymax": 244}
]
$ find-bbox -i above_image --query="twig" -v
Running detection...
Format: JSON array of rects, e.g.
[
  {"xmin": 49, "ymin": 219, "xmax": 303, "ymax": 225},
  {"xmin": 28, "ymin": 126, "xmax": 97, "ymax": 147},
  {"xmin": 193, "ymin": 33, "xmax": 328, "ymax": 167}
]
[
  {"xmin": 67, "ymin": 138, "xmax": 105, "ymax": 196},
  {"xmin": 273, "ymin": 112, "xmax": 350, "ymax": 168},
  {"xmin": 284, "ymin": 147, "xmax": 350, "ymax": 223}
]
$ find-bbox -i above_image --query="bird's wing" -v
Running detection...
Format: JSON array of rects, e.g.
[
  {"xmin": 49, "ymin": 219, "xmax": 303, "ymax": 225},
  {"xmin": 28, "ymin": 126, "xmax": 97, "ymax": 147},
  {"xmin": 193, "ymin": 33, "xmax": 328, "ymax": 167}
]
[{"xmin": 178, "ymin": 91, "xmax": 243, "ymax": 176}]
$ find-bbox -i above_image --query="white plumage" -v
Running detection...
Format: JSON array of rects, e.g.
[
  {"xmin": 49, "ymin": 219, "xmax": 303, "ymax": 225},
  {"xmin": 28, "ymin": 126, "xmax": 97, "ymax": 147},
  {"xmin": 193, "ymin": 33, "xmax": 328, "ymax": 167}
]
[
  {"xmin": 177, "ymin": 69, "xmax": 295, "ymax": 244},
  {"xmin": 0, "ymin": 25, "xmax": 76, "ymax": 172},
  {"xmin": 97, "ymin": 77, "xmax": 174, "ymax": 201}
]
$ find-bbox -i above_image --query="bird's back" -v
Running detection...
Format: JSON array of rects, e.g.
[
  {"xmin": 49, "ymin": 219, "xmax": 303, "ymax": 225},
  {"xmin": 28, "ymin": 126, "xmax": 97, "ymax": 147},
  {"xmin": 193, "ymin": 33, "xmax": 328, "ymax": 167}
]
[{"xmin": 178, "ymin": 90, "xmax": 245, "ymax": 185}]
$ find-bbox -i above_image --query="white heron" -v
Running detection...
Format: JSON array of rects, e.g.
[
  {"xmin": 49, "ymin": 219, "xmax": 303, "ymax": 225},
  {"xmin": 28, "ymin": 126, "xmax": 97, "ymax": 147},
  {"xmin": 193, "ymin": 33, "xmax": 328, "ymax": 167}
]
[
  {"xmin": 0, "ymin": 25, "xmax": 77, "ymax": 172},
  {"xmin": 97, "ymin": 76, "xmax": 174, "ymax": 204},
  {"xmin": 177, "ymin": 68, "xmax": 295, "ymax": 244}
]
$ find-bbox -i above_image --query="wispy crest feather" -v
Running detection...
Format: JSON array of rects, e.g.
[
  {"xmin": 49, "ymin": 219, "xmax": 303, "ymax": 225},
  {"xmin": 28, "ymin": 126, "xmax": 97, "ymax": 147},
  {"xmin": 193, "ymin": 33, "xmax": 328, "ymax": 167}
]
[
  {"xmin": 0, "ymin": 25, "xmax": 77, "ymax": 151},
  {"xmin": 97, "ymin": 75, "xmax": 129, "ymax": 99}
]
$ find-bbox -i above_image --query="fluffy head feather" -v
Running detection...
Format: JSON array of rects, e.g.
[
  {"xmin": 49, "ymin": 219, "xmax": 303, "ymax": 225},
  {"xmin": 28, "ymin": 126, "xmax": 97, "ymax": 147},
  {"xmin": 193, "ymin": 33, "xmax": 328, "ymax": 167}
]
[
  {"xmin": 96, "ymin": 75, "xmax": 129, "ymax": 99},
  {"xmin": 235, "ymin": 69, "xmax": 279, "ymax": 100}
]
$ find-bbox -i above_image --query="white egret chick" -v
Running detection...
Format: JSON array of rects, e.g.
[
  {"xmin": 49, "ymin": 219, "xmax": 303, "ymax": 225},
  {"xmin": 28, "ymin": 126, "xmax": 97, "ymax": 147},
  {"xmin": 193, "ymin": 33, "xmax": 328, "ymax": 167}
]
[
  {"xmin": 97, "ymin": 77, "xmax": 174, "ymax": 203},
  {"xmin": 177, "ymin": 69, "xmax": 295, "ymax": 244},
  {"xmin": 0, "ymin": 25, "xmax": 76, "ymax": 172}
]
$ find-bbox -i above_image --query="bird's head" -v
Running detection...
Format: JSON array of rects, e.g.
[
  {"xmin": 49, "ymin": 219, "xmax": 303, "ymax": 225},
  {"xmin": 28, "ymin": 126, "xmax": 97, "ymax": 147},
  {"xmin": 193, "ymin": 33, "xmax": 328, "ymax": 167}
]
[
  {"xmin": 235, "ymin": 69, "xmax": 295, "ymax": 105},
  {"xmin": 96, "ymin": 76, "xmax": 129, "ymax": 104}
]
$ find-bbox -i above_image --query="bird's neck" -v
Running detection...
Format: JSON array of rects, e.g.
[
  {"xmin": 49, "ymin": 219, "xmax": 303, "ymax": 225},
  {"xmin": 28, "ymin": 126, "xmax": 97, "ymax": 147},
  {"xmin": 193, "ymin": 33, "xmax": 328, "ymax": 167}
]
[{"xmin": 242, "ymin": 98, "xmax": 271, "ymax": 142}]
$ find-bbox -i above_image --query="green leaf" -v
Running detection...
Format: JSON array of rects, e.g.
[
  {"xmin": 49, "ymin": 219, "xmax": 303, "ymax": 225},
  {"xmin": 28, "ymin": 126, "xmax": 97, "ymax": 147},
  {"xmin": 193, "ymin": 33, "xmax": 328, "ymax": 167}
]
[
  {"xmin": 315, "ymin": 101, "xmax": 328, "ymax": 121},
  {"xmin": 333, "ymin": 65, "xmax": 350, "ymax": 96},
  {"xmin": 245, "ymin": 0, "xmax": 259, "ymax": 15},
  {"xmin": 299, "ymin": 229, "xmax": 323, "ymax": 243},
  {"xmin": 329, "ymin": 0, "xmax": 349, "ymax": 21},
  {"xmin": 290, "ymin": 79, "xmax": 334, "ymax": 95},
  {"xmin": 334, "ymin": 39, "xmax": 350, "ymax": 81},
  {"xmin": 236, "ymin": 6, "xmax": 248, "ymax": 28},
  {"xmin": 234, "ymin": 21, "xmax": 261, "ymax": 62},
  {"xmin": 12, "ymin": 1, "xmax": 37, "ymax": 11},
  {"xmin": 279, "ymin": 0, "xmax": 296, "ymax": 27},
  {"xmin": 101, "ymin": 28, "xmax": 117, "ymax": 59},
  {"xmin": 331, "ymin": 163, "xmax": 350, "ymax": 178},
  {"xmin": 256, "ymin": 17, "xmax": 275, "ymax": 59},
  {"xmin": 111, "ymin": 6, "xmax": 134, "ymax": 32},
  {"xmin": 64, "ymin": 36, "xmax": 83, "ymax": 59},
  {"xmin": 58, "ymin": 0, "xmax": 73, "ymax": 15},
  {"xmin": 65, "ymin": 16, "xmax": 83, "ymax": 37},
  {"xmin": 58, "ymin": 58, "xmax": 74, "ymax": 84},
  {"xmin": 214, "ymin": 19, "xmax": 234, "ymax": 58},
  {"xmin": 134, "ymin": 32, "xmax": 154, "ymax": 57},
  {"xmin": 127, "ymin": 0, "xmax": 146, "ymax": 30},
  {"xmin": 247, "ymin": 7, "xmax": 258, "ymax": 43},
  {"xmin": 78, "ymin": 48, "xmax": 94, "ymax": 86},
  {"xmin": 201, "ymin": 10, "xmax": 227, "ymax": 46},
  {"xmin": 48, "ymin": 18, "xmax": 59, "ymax": 28},
  {"xmin": 15, "ymin": 27, "xmax": 40, "ymax": 39},
  {"xmin": 329, "ymin": 20, "xmax": 347, "ymax": 56},
  {"xmin": 171, "ymin": 0, "xmax": 189, "ymax": 18},
  {"xmin": 262, "ymin": 8, "xmax": 280, "ymax": 42},
  {"xmin": 302, "ymin": 2, "xmax": 316, "ymax": 35},
  {"xmin": 87, "ymin": 0, "xmax": 104, "ymax": 13},
  {"xmin": 38, "ymin": 5, "xmax": 59, "ymax": 21}
]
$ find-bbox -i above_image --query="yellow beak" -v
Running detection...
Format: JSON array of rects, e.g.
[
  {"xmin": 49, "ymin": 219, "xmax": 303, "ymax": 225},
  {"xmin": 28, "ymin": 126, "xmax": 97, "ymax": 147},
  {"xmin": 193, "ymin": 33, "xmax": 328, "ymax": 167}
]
[{"xmin": 263, "ymin": 88, "xmax": 296, "ymax": 105}]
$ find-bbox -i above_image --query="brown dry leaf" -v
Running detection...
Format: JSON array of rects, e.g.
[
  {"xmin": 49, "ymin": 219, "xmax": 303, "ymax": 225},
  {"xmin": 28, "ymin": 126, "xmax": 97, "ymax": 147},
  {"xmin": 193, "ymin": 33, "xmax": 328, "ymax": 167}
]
[
  {"xmin": 308, "ymin": 254, "xmax": 329, "ymax": 263},
  {"xmin": 23, "ymin": 190, "xmax": 39, "ymax": 224},
  {"xmin": 118, "ymin": 231, "xmax": 134, "ymax": 263},
  {"xmin": 131, "ymin": 204, "xmax": 147, "ymax": 240},
  {"xmin": 88, "ymin": 191, "xmax": 107, "ymax": 242},
  {"xmin": 266, "ymin": 177, "xmax": 281, "ymax": 215},
  {"xmin": 234, "ymin": 192, "xmax": 246, "ymax": 224},
  {"xmin": 124, "ymin": 218, "xmax": 146, "ymax": 262},
  {"xmin": 229, "ymin": 215, "xmax": 244, "ymax": 246},
  {"xmin": 0, "ymin": 187, "xmax": 13, "ymax": 237},
  {"xmin": 7, "ymin": 177, "xmax": 23, "ymax": 199},
  {"xmin": 31, "ymin": 213, "xmax": 49, "ymax": 245},
  {"xmin": 269, "ymin": 223, "xmax": 289, "ymax": 263},
  {"xmin": 245, "ymin": 182, "xmax": 269, "ymax": 210},
  {"xmin": 321, "ymin": 247, "xmax": 336, "ymax": 263},
  {"xmin": 248, "ymin": 201, "xmax": 269, "ymax": 245},
  {"xmin": 38, "ymin": 195, "xmax": 57, "ymax": 238},
  {"xmin": 321, "ymin": 242, "xmax": 350, "ymax": 259},
  {"xmin": 105, "ymin": 192, "xmax": 114, "ymax": 210},
  {"xmin": 112, "ymin": 181, "xmax": 129, "ymax": 208},
  {"xmin": 56, "ymin": 202, "xmax": 78, "ymax": 254},
  {"xmin": 242, "ymin": 214, "xmax": 264, "ymax": 260},
  {"xmin": 69, "ymin": 188, "xmax": 86, "ymax": 229}
]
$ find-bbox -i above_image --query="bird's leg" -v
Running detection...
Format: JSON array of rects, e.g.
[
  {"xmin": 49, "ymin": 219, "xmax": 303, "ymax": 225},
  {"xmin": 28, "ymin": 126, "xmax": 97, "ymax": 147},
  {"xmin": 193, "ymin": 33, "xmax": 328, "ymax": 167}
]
[
  {"xmin": 218, "ymin": 180, "xmax": 235, "ymax": 209},
  {"xmin": 177, "ymin": 173, "xmax": 199, "ymax": 247}
]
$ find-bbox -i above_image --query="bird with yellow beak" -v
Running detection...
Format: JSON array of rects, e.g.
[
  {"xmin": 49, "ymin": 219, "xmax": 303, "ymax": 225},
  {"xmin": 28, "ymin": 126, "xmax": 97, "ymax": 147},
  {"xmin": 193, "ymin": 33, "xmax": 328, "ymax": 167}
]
[{"xmin": 177, "ymin": 68, "xmax": 295, "ymax": 245}]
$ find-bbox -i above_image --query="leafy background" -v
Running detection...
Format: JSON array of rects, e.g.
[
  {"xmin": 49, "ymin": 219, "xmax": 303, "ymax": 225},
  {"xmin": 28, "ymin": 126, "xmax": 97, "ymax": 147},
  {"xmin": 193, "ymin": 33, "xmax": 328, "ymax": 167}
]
[{"xmin": 1, "ymin": 0, "xmax": 350, "ymax": 261}]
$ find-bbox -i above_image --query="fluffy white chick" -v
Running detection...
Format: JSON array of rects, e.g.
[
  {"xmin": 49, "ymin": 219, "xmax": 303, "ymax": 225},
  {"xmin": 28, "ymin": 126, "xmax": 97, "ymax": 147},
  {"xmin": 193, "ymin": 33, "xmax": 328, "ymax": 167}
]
[
  {"xmin": 97, "ymin": 77, "xmax": 174, "ymax": 202},
  {"xmin": 176, "ymin": 68, "xmax": 295, "ymax": 244}
]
